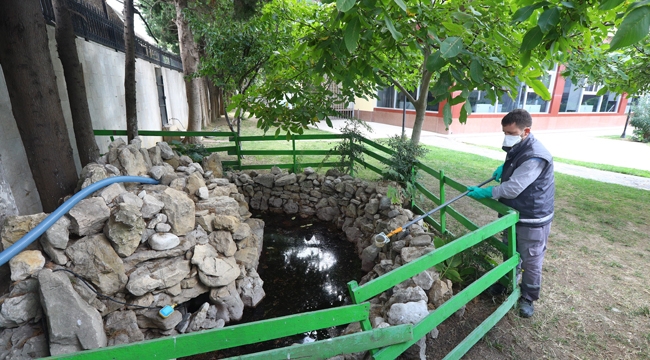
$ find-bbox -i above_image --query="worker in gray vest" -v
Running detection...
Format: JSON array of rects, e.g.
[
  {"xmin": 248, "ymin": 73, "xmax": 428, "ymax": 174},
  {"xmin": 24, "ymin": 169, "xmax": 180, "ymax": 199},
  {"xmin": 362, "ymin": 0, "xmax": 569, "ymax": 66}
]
[{"xmin": 466, "ymin": 109, "xmax": 555, "ymax": 318}]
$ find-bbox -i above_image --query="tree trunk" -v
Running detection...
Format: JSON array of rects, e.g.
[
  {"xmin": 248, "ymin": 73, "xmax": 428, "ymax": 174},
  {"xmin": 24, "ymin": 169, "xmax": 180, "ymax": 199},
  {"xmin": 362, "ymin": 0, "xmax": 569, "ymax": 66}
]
[
  {"xmin": 52, "ymin": 0, "xmax": 100, "ymax": 166},
  {"xmin": 410, "ymin": 69, "xmax": 434, "ymax": 145},
  {"xmin": 207, "ymin": 79, "xmax": 220, "ymax": 123},
  {"xmin": 218, "ymin": 87, "xmax": 225, "ymax": 117},
  {"xmin": 0, "ymin": 0, "xmax": 79, "ymax": 212},
  {"xmin": 124, "ymin": 0, "xmax": 138, "ymax": 142},
  {"xmin": 174, "ymin": 0, "xmax": 202, "ymax": 143},
  {"xmin": 200, "ymin": 76, "xmax": 209, "ymax": 128}
]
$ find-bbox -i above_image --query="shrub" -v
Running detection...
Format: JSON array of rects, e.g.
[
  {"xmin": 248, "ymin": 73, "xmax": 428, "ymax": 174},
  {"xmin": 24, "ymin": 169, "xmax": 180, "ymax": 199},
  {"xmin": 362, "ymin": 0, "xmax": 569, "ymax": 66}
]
[
  {"xmin": 327, "ymin": 119, "xmax": 371, "ymax": 174},
  {"xmin": 630, "ymin": 96, "xmax": 650, "ymax": 143}
]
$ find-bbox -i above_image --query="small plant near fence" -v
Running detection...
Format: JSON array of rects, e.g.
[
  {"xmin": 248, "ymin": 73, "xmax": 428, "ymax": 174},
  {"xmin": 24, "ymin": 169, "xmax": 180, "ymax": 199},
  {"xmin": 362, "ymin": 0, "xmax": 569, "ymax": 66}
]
[
  {"xmin": 169, "ymin": 140, "xmax": 210, "ymax": 163},
  {"xmin": 630, "ymin": 96, "xmax": 650, "ymax": 142},
  {"xmin": 325, "ymin": 119, "xmax": 371, "ymax": 174},
  {"xmin": 383, "ymin": 135, "xmax": 429, "ymax": 204}
]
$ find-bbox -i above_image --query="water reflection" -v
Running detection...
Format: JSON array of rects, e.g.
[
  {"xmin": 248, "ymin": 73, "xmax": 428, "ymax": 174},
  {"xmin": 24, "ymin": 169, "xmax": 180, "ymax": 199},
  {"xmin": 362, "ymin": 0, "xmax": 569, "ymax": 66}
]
[{"xmin": 248, "ymin": 215, "xmax": 363, "ymax": 318}]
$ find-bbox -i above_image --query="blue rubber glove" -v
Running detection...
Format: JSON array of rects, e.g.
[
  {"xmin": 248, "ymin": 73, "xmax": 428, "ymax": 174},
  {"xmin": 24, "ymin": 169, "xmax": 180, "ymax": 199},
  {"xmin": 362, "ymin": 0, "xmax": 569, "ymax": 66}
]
[
  {"xmin": 493, "ymin": 165, "xmax": 504, "ymax": 183},
  {"xmin": 467, "ymin": 186, "xmax": 493, "ymax": 200}
]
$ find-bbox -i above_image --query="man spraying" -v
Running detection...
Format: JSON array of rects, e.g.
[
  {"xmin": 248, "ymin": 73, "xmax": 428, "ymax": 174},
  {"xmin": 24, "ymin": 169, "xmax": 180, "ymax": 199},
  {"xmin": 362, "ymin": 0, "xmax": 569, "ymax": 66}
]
[{"xmin": 466, "ymin": 109, "xmax": 555, "ymax": 318}]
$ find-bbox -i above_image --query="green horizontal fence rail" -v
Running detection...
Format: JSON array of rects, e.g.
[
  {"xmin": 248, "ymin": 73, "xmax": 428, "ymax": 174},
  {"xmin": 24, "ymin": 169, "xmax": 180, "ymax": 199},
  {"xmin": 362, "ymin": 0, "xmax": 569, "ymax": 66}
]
[{"xmin": 90, "ymin": 130, "xmax": 520, "ymax": 359}]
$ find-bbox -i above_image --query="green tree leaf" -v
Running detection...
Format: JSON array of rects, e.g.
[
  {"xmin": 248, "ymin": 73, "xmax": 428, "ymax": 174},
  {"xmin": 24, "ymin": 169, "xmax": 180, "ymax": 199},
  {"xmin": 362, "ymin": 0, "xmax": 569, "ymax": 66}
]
[
  {"xmin": 443, "ymin": 102, "xmax": 452, "ymax": 128},
  {"xmin": 433, "ymin": 237, "xmax": 445, "ymax": 248},
  {"xmin": 520, "ymin": 49, "xmax": 532, "ymax": 67},
  {"xmin": 446, "ymin": 269, "xmax": 462, "ymax": 283},
  {"xmin": 344, "ymin": 17, "xmax": 362, "ymax": 52},
  {"xmin": 470, "ymin": 60, "xmax": 484, "ymax": 83},
  {"xmin": 336, "ymin": 0, "xmax": 356, "ymax": 13},
  {"xmin": 393, "ymin": 0, "xmax": 407, "ymax": 12},
  {"xmin": 384, "ymin": 14, "xmax": 402, "ymax": 40},
  {"xmin": 440, "ymin": 37, "xmax": 463, "ymax": 59},
  {"xmin": 520, "ymin": 26, "xmax": 544, "ymax": 52},
  {"xmin": 527, "ymin": 78, "xmax": 551, "ymax": 100},
  {"xmin": 609, "ymin": 6, "xmax": 650, "ymax": 51},
  {"xmin": 599, "ymin": 0, "xmax": 625, "ymax": 10},
  {"xmin": 426, "ymin": 51, "xmax": 446, "ymax": 72},
  {"xmin": 538, "ymin": 7, "xmax": 560, "ymax": 33},
  {"xmin": 511, "ymin": 5, "xmax": 536, "ymax": 23}
]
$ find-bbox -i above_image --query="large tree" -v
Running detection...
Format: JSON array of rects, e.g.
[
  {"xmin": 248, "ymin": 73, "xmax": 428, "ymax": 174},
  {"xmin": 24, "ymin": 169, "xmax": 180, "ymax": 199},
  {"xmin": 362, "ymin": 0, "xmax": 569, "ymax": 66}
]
[
  {"xmin": 52, "ymin": 0, "xmax": 101, "ymax": 166},
  {"xmin": 234, "ymin": 0, "xmax": 650, "ymax": 143},
  {"xmin": 0, "ymin": 0, "xmax": 79, "ymax": 212}
]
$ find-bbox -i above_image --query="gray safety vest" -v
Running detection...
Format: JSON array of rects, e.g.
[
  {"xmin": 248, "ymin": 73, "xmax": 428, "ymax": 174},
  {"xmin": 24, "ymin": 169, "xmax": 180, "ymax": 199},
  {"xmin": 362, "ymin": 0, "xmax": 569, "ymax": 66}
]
[{"xmin": 500, "ymin": 133, "xmax": 555, "ymax": 227}]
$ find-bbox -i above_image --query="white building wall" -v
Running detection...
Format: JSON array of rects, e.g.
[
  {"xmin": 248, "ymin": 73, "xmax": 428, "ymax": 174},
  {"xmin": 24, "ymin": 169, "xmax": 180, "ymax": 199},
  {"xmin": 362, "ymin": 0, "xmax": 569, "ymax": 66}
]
[{"xmin": 0, "ymin": 25, "xmax": 187, "ymax": 215}]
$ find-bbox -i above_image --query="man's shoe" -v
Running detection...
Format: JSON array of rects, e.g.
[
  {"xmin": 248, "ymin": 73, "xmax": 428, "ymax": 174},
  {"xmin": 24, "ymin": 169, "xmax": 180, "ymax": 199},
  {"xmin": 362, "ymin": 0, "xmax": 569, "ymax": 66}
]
[{"xmin": 518, "ymin": 297, "xmax": 534, "ymax": 318}]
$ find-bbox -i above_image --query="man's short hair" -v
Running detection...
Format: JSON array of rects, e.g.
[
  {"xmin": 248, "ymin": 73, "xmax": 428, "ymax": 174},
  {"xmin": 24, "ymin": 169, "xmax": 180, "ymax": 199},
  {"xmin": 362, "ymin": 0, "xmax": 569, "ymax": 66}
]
[{"xmin": 501, "ymin": 109, "xmax": 532, "ymax": 129}]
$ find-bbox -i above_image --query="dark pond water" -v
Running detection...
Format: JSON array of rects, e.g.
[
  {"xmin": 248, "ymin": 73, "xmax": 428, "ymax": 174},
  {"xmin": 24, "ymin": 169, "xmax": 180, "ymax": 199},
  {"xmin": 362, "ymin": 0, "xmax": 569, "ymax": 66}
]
[{"xmin": 185, "ymin": 212, "xmax": 364, "ymax": 358}]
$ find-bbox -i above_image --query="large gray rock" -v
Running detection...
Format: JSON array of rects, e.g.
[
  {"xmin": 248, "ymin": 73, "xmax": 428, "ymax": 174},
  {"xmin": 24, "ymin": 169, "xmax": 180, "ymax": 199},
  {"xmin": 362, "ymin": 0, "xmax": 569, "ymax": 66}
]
[
  {"xmin": 274, "ymin": 173, "xmax": 296, "ymax": 187},
  {"xmin": 76, "ymin": 163, "xmax": 109, "ymax": 191},
  {"xmin": 387, "ymin": 300, "xmax": 429, "ymax": 325},
  {"xmin": 118, "ymin": 145, "xmax": 148, "ymax": 176},
  {"xmin": 192, "ymin": 244, "xmax": 240, "ymax": 287},
  {"xmin": 0, "ymin": 323, "xmax": 49, "ymax": 360},
  {"xmin": 1, "ymin": 213, "xmax": 47, "ymax": 251},
  {"xmin": 68, "ymin": 197, "xmax": 111, "ymax": 236},
  {"xmin": 186, "ymin": 172, "xmax": 206, "ymax": 198},
  {"xmin": 157, "ymin": 142, "xmax": 175, "ymax": 160},
  {"xmin": 116, "ymin": 192, "xmax": 144, "ymax": 209},
  {"xmin": 126, "ymin": 257, "xmax": 191, "ymax": 296},
  {"xmin": 400, "ymin": 245, "xmax": 436, "ymax": 263},
  {"xmin": 209, "ymin": 282, "xmax": 244, "ymax": 322},
  {"xmin": 232, "ymin": 222, "xmax": 251, "ymax": 241},
  {"xmin": 212, "ymin": 215, "xmax": 239, "ymax": 232},
  {"xmin": 42, "ymin": 216, "xmax": 71, "ymax": 250},
  {"xmin": 238, "ymin": 269, "xmax": 265, "ymax": 307},
  {"xmin": 136, "ymin": 309, "xmax": 182, "ymax": 330},
  {"xmin": 202, "ymin": 153, "xmax": 223, "ymax": 178},
  {"xmin": 122, "ymin": 237, "xmax": 193, "ymax": 271},
  {"xmin": 0, "ymin": 291, "xmax": 42, "ymax": 328},
  {"xmin": 38, "ymin": 269, "xmax": 107, "ymax": 355},
  {"xmin": 387, "ymin": 286, "xmax": 428, "ymax": 308},
  {"xmin": 429, "ymin": 279, "xmax": 454, "ymax": 308},
  {"xmin": 195, "ymin": 196, "xmax": 239, "ymax": 217},
  {"xmin": 104, "ymin": 310, "xmax": 144, "ymax": 346},
  {"xmin": 158, "ymin": 188, "xmax": 195, "ymax": 236},
  {"xmin": 105, "ymin": 203, "xmax": 146, "ymax": 257},
  {"xmin": 253, "ymin": 173, "xmax": 274, "ymax": 188},
  {"xmin": 316, "ymin": 206, "xmax": 340, "ymax": 222},
  {"xmin": 209, "ymin": 231, "xmax": 237, "ymax": 257},
  {"xmin": 141, "ymin": 194, "xmax": 165, "ymax": 219},
  {"xmin": 65, "ymin": 234, "xmax": 128, "ymax": 296},
  {"xmin": 9, "ymin": 250, "xmax": 45, "ymax": 281},
  {"xmin": 99, "ymin": 183, "xmax": 127, "ymax": 205}
]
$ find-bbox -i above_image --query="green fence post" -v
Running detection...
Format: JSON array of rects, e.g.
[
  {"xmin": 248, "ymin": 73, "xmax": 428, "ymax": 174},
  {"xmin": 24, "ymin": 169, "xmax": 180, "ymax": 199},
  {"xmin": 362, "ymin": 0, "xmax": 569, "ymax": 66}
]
[
  {"xmin": 439, "ymin": 170, "xmax": 446, "ymax": 235},
  {"xmin": 349, "ymin": 134, "xmax": 355, "ymax": 177},
  {"xmin": 235, "ymin": 133, "xmax": 242, "ymax": 170},
  {"xmin": 506, "ymin": 215, "xmax": 517, "ymax": 290},
  {"xmin": 292, "ymin": 135, "xmax": 297, "ymax": 173}
]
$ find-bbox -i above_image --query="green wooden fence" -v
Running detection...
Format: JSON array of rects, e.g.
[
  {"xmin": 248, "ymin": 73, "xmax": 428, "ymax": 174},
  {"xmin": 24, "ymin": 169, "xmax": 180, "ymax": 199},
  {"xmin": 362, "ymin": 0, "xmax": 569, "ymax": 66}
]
[{"xmin": 78, "ymin": 129, "xmax": 520, "ymax": 360}]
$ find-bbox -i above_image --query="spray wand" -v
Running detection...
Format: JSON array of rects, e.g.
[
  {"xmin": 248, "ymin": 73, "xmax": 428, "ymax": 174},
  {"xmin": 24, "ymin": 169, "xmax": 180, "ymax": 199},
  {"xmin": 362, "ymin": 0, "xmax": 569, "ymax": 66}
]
[{"xmin": 373, "ymin": 176, "xmax": 496, "ymax": 247}]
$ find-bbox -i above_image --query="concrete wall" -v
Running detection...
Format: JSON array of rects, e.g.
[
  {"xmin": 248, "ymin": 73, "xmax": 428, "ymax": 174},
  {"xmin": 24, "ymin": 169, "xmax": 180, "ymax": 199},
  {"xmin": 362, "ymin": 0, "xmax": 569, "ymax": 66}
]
[{"xmin": 0, "ymin": 26, "xmax": 187, "ymax": 215}]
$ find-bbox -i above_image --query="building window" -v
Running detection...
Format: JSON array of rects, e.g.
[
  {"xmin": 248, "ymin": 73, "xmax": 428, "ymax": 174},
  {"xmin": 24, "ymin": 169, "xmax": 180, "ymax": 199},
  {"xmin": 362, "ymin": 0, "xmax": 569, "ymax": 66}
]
[
  {"xmin": 377, "ymin": 86, "xmax": 395, "ymax": 108},
  {"xmin": 559, "ymin": 78, "xmax": 621, "ymax": 113},
  {"xmin": 376, "ymin": 86, "xmax": 439, "ymax": 112},
  {"xmin": 468, "ymin": 66, "xmax": 557, "ymax": 114}
]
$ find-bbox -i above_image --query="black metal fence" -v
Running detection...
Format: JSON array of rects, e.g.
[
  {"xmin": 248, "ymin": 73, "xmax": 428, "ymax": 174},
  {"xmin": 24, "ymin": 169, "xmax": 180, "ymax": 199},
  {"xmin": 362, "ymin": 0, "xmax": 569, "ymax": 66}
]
[{"xmin": 40, "ymin": 0, "xmax": 182, "ymax": 71}]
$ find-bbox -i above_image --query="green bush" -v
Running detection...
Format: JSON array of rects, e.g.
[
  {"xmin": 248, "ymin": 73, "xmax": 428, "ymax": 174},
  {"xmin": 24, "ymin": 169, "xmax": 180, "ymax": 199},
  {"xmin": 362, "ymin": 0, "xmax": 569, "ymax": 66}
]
[
  {"xmin": 383, "ymin": 135, "xmax": 429, "ymax": 185},
  {"xmin": 169, "ymin": 140, "xmax": 210, "ymax": 163},
  {"xmin": 327, "ymin": 119, "xmax": 371, "ymax": 174},
  {"xmin": 630, "ymin": 96, "xmax": 650, "ymax": 143}
]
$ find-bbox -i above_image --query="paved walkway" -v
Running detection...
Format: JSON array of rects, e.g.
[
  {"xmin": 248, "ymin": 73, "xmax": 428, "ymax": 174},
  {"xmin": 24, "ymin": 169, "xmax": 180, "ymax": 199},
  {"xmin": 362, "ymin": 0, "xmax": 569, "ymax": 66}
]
[{"xmin": 313, "ymin": 120, "xmax": 650, "ymax": 191}]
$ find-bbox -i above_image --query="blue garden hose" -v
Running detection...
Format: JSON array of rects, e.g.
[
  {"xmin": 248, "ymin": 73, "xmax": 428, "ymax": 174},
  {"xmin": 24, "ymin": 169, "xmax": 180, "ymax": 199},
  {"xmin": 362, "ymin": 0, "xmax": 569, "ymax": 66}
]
[{"xmin": 0, "ymin": 176, "xmax": 159, "ymax": 267}]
